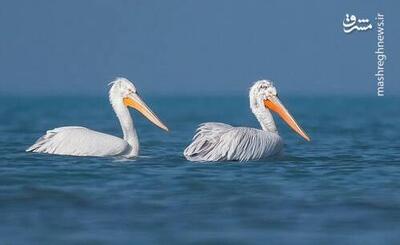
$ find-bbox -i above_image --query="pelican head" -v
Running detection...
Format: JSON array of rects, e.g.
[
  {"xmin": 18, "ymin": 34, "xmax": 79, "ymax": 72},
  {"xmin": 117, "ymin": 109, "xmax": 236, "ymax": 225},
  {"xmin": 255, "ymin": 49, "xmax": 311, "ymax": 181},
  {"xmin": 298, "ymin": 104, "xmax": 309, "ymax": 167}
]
[
  {"xmin": 109, "ymin": 77, "xmax": 169, "ymax": 131},
  {"xmin": 250, "ymin": 80, "xmax": 310, "ymax": 141}
]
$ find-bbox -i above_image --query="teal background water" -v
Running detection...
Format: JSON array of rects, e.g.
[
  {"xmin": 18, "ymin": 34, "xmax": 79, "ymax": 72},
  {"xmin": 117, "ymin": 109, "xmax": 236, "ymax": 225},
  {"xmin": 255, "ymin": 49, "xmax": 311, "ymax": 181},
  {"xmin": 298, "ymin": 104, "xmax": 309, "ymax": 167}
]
[{"xmin": 0, "ymin": 95, "xmax": 399, "ymax": 244}]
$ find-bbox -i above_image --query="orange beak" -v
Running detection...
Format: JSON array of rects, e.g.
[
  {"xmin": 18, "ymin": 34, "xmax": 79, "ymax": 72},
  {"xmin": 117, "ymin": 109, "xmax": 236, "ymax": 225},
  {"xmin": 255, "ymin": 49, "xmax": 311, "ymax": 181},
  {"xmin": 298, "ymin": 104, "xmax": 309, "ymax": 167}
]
[
  {"xmin": 123, "ymin": 94, "xmax": 169, "ymax": 131},
  {"xmin": 264, "ymin": 96, "xmax": 310, "ymax": 141}
]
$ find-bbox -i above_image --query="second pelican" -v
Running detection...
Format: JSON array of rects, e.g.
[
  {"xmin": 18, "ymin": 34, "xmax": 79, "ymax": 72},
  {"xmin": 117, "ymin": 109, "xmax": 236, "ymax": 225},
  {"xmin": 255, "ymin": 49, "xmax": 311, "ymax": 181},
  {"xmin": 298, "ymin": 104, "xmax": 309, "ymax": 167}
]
[{"xmin": 184, "ymin": 80, "xmax": 310, "ymax": 161}]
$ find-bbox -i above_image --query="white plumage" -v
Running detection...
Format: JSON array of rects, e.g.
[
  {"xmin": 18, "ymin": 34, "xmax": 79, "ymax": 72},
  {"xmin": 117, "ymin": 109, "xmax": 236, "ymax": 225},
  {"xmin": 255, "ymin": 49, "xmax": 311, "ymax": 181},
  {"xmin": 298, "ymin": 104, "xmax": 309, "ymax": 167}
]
[
  {"xmin": 27, "ymin": 127, "xmax": 130, "ymax": 157},
  {"xmin": 27, "ymin": 78, "xmax": 168, "ymax": 158},
  {"xmin": 184, "ymin": 123, "xmax": 283, "ymax": 161},
  {"xmin": 184, "ymin": 80, "xmax": 310, "ymax": 162}
]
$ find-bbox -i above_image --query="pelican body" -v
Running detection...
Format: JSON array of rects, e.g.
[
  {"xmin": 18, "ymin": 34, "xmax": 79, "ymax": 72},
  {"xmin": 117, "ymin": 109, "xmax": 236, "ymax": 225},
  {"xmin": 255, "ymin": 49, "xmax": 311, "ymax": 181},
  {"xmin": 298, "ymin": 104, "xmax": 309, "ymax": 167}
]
[
  {"xmin": 184, "ymin": 80, "xmax": 310, "ymax": 162},
  {"xmin": 27, "ymin": 78, "xmax": 168, "ymax": 158}
]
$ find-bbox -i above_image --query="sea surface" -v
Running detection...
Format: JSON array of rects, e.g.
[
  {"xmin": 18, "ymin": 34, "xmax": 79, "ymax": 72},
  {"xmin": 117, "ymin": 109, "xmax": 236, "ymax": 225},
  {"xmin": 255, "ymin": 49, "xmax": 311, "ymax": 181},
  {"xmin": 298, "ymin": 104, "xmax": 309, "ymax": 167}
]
[{"xmin": 0, "ymin": 95, "xmax": 399, "ymax": 244}]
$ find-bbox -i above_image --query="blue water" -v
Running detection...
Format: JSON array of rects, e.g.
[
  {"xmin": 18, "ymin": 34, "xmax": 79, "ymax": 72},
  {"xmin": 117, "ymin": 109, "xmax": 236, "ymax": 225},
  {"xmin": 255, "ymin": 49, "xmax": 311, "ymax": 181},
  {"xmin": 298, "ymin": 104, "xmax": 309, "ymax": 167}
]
[{"xmin": 1, "ymin": 95, "xmax": 399, "ymax": 244}]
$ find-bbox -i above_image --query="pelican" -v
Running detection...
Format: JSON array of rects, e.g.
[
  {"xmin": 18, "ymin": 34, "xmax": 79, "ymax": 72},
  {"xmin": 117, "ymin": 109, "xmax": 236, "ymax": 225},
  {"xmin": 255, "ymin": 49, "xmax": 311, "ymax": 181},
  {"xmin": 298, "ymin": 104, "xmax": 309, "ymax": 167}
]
[
  {"xmin": 27, "ymin": 77, "xmax": 169, "ymax": 158},
  {"xmin": 184, "ymin": 80, "xmax": 310, "ymax": 162}
]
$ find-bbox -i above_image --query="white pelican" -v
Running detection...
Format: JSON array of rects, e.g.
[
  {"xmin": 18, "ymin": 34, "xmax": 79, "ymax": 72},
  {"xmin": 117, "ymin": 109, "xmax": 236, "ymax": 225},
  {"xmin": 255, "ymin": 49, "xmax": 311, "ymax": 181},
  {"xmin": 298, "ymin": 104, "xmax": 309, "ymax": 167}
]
[
  {"xmin": 27, "ymin": 77, "xmax": 169, "ymax": 158},
  {"xmin": 184, "ymin": 80, "xmax": 310, "ymax": 161}
]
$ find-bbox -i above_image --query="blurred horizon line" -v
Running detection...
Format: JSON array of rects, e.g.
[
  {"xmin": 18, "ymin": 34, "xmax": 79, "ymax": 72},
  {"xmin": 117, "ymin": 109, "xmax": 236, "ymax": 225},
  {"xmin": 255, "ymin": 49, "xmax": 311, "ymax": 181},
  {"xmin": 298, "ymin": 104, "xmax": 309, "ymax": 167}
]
[{"xmin": 1, "ymin": 91, "xmax": 399, "ymax": 99}]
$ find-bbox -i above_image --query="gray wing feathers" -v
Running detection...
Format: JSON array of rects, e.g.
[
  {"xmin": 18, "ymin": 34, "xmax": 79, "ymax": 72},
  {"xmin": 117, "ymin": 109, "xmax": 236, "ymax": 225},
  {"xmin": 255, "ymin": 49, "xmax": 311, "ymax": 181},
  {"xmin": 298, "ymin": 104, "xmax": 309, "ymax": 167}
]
[
  {"xmin": 184, "ymin": 123, "xmax": 282, "ymax": 161},
  {"xmin": 184, "ymin": 123, "xmax": 233, "ymax": 161},
  {"xmin": 26, "ymin": 126, "xmax": 129, "ymax": 157}
]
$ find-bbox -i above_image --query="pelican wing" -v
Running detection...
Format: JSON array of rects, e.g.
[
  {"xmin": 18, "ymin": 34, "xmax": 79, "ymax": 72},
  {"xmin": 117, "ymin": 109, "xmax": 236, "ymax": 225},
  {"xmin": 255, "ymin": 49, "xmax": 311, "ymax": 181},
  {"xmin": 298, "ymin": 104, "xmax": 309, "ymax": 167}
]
[
  {"xmin": 26, "ymin": 126, "xmax": 130, "ymax": 157},
  {"xmin": 184, "ymin": 122, "xmax": 283, "ymax": 161}
]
